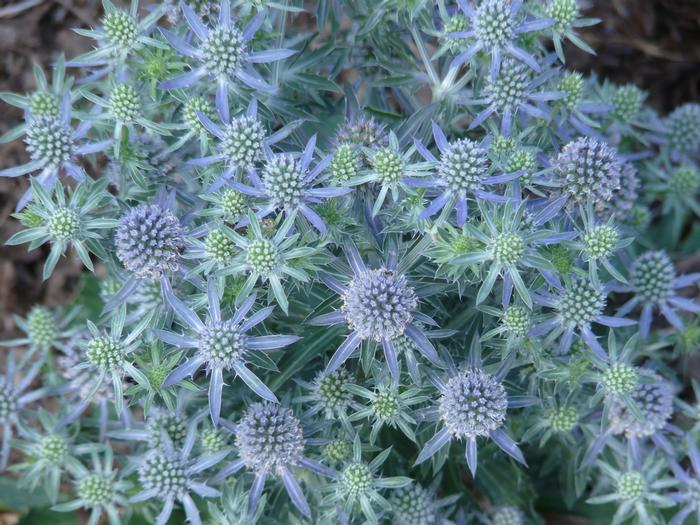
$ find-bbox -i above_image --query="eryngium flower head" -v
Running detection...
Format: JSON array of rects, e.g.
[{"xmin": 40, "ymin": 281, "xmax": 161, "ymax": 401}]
[
  {"xmin": 0, "ymin": 380, "xmax": 18, "ymax": 423},
  {"xmin": 630, "ymin": 251, "xmax": 674, "ymax": 304},
  {"xmin": 146, "ymin": 412, "xmax": 188, "ymax": 449},
  {"xmin": 486, "ymin": 59, "xmax": 529, "ymax": 111},
  {"xmin": 502, "ymin": 305, "xmax": 530, "ymax": 337},
  {"xmin": 492, "ymin": 232, "xmax": 525, "ymax": 265},
  {"xmin": 342, "ymin": 268, "xmax": 418, "ymax": 341},
  {"xmin": 603, "ymin": 364, "xmax": 638, "ymax": 396},
  {"xmin": 547, "ymin": 0, "xmax": 578, "ymax": 33},
  {"xmin": 618, "ymin": 471, "xmax": 646, "ymax": 500},
  {"xmin": 612, "ymin": 84, "xmax": 645, "ymax": 122},
  {"xmin": 548, "ymin": 406, "xmax": 578, "ymax": 432},
  {"xmin": 85, "ymin": 336, "xmax": 124, "ymax": 371},
  {"xmin": 26, "ymin": 306, "xmax": 58, "ymax": 348},
  {"xmin": 492, "ymin": 506, "xmax": 524, "ymax": 525},
  {"xmin": 609, "ymin": 376, "xmax": 673, "ymax": 438},
  {"xmin": 437, "ymin": 139, "xmax": 488, "ymax": 197},
  {"xmin": 554, "ymin": 138, "xmax": 622, "ymax": 210},
  {"xmin": 372, "ymin": 147, "xmax": 404, "ymax": 184},
  {"xmin": 218, "ymin": 189, "xmax": 246, "ymax": 219},
  {"xmin": 200, "ymin": 25, "xmax": 246, "ymax": 77},
  {"xmin": 558, "ymin": 72, "xmax": 584, "ymax": 109},
  {"xmin": 29, "ymin": 91, "xmax": 60, "ymax": 117},
  {"xmin": 438, "ymin": 369, "xmax": 508, "ymax": 439},
  {"xmin": 474, "ymin": 0, "xmax": 514, "ymax": 48},
  {"xmin": 245, "ymin": 239, "xmax": 279, "ymax": 276},
  {"xmin": 323, "ymin": 439, "xmax": 350, "ymax": 464},
  {"xmin": 25, "ymin": 116, "xmax": 75, "ymax": 169},
  {"xmin": 665, "ymin": 102, "xmax": 700, "ymax": 154},
  {"xmin": 138, "ymin": 451, "xmax": 189, "ymax": 498},
  {"xmin": 77, "ymin": 474, "xmax": 114, "ymax": 506},
  {"xmin": 443, "ymin": 14, "xmax": 469, "ymax": 52},
  {"xmin": 336, "ymin": 117, "xmax": 386, "ymax": 148},
  {"xmin": 201, "ymin": 427, "xmax": 228, "ymax": 453},
  {"xmin": 221, "ymin": 115, "xmax": 264, "ymax": 169},
  {"xmin": 115, "ymin": 204, "xmax": 185, "ymax": 279},
  {"xmin": 390, "ymin": 483, "xmax": 438, "ymax": 525},
  {"xmin": 199, "ymin": 321, "xmax": 247, "ymax": 368},
  {"xmin": 109, "ymin": 84, "xmax": 140, "ymax": 124},
  {"xmin": 557, "ymin": 277, "xmax": 606, "ymax": 328},
  {"xmin": 39, "ymin": 434, "xmax": 67, "ymax": 464},
  {"xmin": 668, "ymin": 165, "xmax": 700, "ymax": 196},
  {"xmin": 47, "ymin": 207, "xmax": 81, "ymax": 241},
  {"xmin": 341, "ymin": 462, "xmax": 373, "ymax": 497},
  {"xmin": 331, "ymin": 144, "xmax": 360, "ymax": 183},
  {"xmin": 262, "ymin": 155, "xmax": 305, "ymax": 210},
  {"xmin": 235, "ymin": 403, "xmax": 304, "ymax": 474},
  {"xmin": 583, "ymin": 225, "xmax": 618, "ymax": 260},
  {"xmin": 314, "ymin": 369, "xmax": 352, "ymax": 414},
  {"xmin": 204, "ymin": 229, "xmax": 236, "ymax": 265},
  {"xmin": 182, "ymin": 96, "xmax": 213, "ymax": 134},
  {"xmin": 103, "ymin": 10, "xmax": 138, "ymax": 50}
]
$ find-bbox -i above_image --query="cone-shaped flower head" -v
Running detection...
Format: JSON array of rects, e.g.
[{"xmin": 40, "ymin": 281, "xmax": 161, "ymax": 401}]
[
  {"xmin": 235, "ymin": 402, "xmax": 304, "ymax": 475},
  {"xmin": 115, "ymin": 204, "xmax": 185, "ymax": 279}
]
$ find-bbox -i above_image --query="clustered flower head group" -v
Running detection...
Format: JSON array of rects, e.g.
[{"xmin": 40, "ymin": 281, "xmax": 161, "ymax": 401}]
[{"xmin": 1, "ymin": 0, "xmax": 699, "ymax": 524}]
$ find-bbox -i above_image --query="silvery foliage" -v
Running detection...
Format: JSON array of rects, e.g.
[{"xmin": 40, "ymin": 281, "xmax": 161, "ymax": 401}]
[{"xmin": 1, "ymin": 0, "xmax": 700, "ymax": 523}]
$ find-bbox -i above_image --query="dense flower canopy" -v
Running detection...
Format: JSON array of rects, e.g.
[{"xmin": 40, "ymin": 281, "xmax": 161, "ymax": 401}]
[{"xmin": 1, "ymin": 1, "xmax": 700, "ymax": 524}]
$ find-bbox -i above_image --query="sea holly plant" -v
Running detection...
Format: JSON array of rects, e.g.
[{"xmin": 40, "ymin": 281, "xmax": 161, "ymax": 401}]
[
  {"xmin": 7, "ymin": 178, "xmax": 117, "ymax": 279},
  {"xmin": 157, "ymin": 277, "xmax": 300, "ymax": 423},
  {"xmin": 1, "ymin": 0, "xmax": 700, "ymax": 523}
]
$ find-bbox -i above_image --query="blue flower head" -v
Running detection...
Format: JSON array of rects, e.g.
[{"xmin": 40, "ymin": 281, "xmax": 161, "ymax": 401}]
[
  {"xmin": 157, "ymin": 277, "xmax": 300, "ymax": 423},
  {"xmin": 159, "ymin": 0, "xmax": 295, "ymax": 113}
]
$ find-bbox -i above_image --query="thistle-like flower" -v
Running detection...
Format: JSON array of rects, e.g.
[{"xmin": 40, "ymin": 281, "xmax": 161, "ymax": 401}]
[
  {"xmin": 530, "ymin": 275, "xmax": 635, "ymax": 359},
  {"xmin": 61, "ymin": 308, "xmax": 150, "ymax": 424},
  {"xmin": 343, "ymin": 131, "xmax": 432, "ymax": 217},
  {"xmin": 664, "ymin": 102, "xmax": 700, "ymax": 157},
  {"xmin": 414, "ymin": 345, "xmax": 534, "ymax": 477},
  {"xmin": 347, "ymin": 380, "xmax": 428, "ymax": 444},
  {"xmin": 7, "ymin": 179, "xmax": 116, "ymax": 279},
  {"xmin": 52, "ymin": 446, "xmax": 131, "ymax": 525},
  {"xmin": 115, "ymin": 200, "xmax": 185, "ymax": 281},
  {"xmin": 216, "ymin": 212, "xmax": 320, "ymax": 313},
  {"xmin": 450, "ymin": 200, "xmax": 568, "ymax": 308},
  {"xmin": 214, "ymin": 402, "xmax": 337, "ymax": 518},
  {"xmin": 321, "ymin": 434, "xmax": 411, "ymax": 525},
  {"xmin": 412, "ymin": 122, "xmax": 517, "ymax": 225},
  {"xmin": 187, "ymin": 98, "xmax": 299, "ymax": 191},
  {"xmin": 67, "ymin": 0, "xmax": 165, "ymax": 78},
  {"xmin": 0, "ymin": 92, "xmax": 110, "ymax": 209},
  {"xmin": 81, "ymin": 82, "xmax": 171, "ymax": 157},
  {"xmin": 551, "ymin": 137, "xmax": 622, "ymax": 212},
  {"xmin": 159, "ymin": 0, "xmax": 295, "ymax": 112},
  {"xmin": 130, "ymin": 422, "xmax": 228, "ymax": 525},
  {"xmin": 157, "ymin": 277, "xmax": 299, "ymax": 423},
  {"xmin": 311, "ymin": 240, "xmax": 442, "ymax": 380},
  {"xmin": 390, "ymin": 481, "xmax": 457, "ymax": 525},
  {"xmin": 231, "ymin": 134, "xmax": 352, "ymax": 234},
  {"xmin": 586, "ymin": 454, "xmax": 675, "ymax": 525},
  {"xmin": 464, "ymin": 58, "xmax": 565, "ymax": 135},
  {"xmin": 13, "ymin": 410, "xmax": 97, "ymax": 504},
  {"xmin": 449, "ymin": 0, "xmax": 554, "ymax": 77},
  {"xmin": 616, "ymin": 250, "xmax": 700, "ymax": 338},
  {"xmin": 0, "ymin": 56, "xmax": 70, "ymax": 142},
  {"xmin": 546, "ymin": 0, "xmax": 598, "ymax": 62}
]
